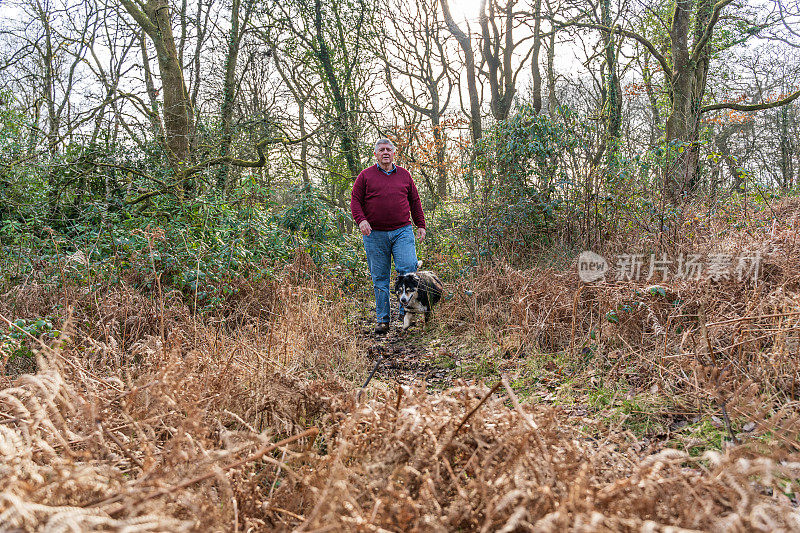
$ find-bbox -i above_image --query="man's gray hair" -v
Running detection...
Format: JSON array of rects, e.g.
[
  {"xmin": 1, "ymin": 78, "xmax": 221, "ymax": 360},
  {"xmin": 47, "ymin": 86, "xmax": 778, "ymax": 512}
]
[{"xmin": 374, "ymin": 138, "xmax": 395, "ymax": 151}]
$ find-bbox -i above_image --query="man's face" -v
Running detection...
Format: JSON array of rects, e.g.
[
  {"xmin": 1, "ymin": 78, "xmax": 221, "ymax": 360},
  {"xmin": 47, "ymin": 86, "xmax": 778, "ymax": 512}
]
[{"xmin": 375, "ymin": 143, "xmax": 395, "ymax": 167}]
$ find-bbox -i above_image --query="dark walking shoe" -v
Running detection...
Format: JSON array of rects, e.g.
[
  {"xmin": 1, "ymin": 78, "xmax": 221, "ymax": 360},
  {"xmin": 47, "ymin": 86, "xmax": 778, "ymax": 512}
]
[{"xmin": 373, "ymin": 323, "xmax": 389, "ymax": 334}]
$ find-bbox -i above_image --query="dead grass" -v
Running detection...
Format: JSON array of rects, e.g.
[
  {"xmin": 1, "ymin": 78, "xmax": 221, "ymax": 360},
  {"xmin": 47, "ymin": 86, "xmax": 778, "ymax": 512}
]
[
  {"xmin": 1, "ymin": 206, "xmax": 800, "ymax": 531},
  {"xmin": 1, "ymin": 349, "xmax": 798, "ymax": 531},
  {"xmin": 0, "ymin": 253, "xmax": 365, "ymax": 531},
  {"xmin": 272, "ymin": 381, "xmax": 800, "ymax": 531},
  {"xmin": 435, "ymin": 198, "xmax": 800, "ymax": 445}
]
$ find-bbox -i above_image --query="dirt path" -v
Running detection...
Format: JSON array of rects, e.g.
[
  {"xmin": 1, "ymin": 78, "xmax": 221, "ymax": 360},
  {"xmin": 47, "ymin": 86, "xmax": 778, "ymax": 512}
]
[{"xmin": 356, "ymin": 318, "xmax": 457, "ymax": 388}]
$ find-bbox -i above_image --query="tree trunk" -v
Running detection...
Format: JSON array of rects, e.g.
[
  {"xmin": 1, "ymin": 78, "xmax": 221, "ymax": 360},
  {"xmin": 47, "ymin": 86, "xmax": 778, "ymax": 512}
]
[
  {"xmin": 713, "ymin": 125, "xmax": 741, "ymax": 191},
  {"xmin": 121, "ymin": 0, "xmax": 193, "ymax": 166},
  {"xmin": 39, "ymin": 4, "xmax": 58, "ymax": 158},
  {"xmin": 778, "ymin": 106, "xmax": 793, "ymax": 190},
  {"xmin": 664, "ymin": 0, "xmax": 691, "ymax": 143},
  {"xmin": 219, "ymin": 0, "xmax": 248, "ymax": 192},
  {"xmin": 190, "ymin": 0, "xmax": 205, "ymax": 112},
  {"xmin": 27, "ymin": 99, "xmax": 42, "ymax": 157},
  {"xmin": 152, "ymin": 1, "xmax": 192, "ymax": 165},
  {"xmin": 441, "ymin": 0, "xmax": 482, "ymax": 145},
  {"xmin": 431, "ymin": 113, "xmax": 447, "ymax": 200},
  {"xmin": 642, "ymin": 54, "xmax": 661, "ymax": 146},
  {"xmin": 545, "ymin": 20, "xmax": 558, "ymax": 117},
  {"xmin": 600, "ymin": 0, "xmax": 621, "ymax": 159},
  {"xmin": 178, "ymin": 0, "xmax": 188, "ymax": 66},
  {"xmin": 664, "ymin": 9, "xmax": 695, "ymax": 200},
  {"xmin": 313, "ymin": 0, "xmax": 361, "ymax": 180},
  {"xmin": 35, "ymin": 0, "xmax": 60, "ymax": 220},
  {"xmin": 531, "ymin": 0, "xmax": 543, "ymax": 114},
  {"xmin": 480, "ymin": 0, "xmax": 516, "ymax": 121},
  {"xmin": 140, "ymin": 31, "xmax": 165, "ymax": 140},
  {"xmin": 664, "ymin": 0, "xmax": 712, "ymax": 201},
  {"xmin": 299, "ymin": 98, "xmax": 310, "ymax": 186}
]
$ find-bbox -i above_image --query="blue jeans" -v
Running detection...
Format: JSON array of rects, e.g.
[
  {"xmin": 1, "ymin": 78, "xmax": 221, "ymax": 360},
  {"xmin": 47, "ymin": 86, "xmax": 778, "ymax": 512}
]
[{"xmin": 363, "ymin": 224, "xmax": 418, "ymax": 324}]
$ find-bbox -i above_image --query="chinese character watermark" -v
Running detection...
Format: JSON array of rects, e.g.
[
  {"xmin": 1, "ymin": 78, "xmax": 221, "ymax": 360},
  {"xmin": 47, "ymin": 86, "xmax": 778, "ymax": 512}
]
[
  {"xmin": 577, "ymin": 251, "xmax": 609, "ymax": 282},
  {"xmin": 577, "ymin": 251, "xmax": 761, "ymax": 283}
]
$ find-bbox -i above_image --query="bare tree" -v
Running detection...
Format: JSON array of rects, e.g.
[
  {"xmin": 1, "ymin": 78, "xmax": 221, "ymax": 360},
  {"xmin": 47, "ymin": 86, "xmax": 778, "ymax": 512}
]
[
  {"xmin": 381, "ymin": 0, "xmax": 454, "ymax": 202},
  {"xmin": 599, "ymin": 0, "xmax": 621, "ymax": 158},
  {"xmin": 530, "ymin": 0, "xmax": 544, "ymax": 114},
  {"xmin": 478, "ymin": 0, "xmax": 536, "ymax": 121},
  {"xmin": 10, "ymin": 0, "xmax": 97, "ymax": 157},
  {"xmin": 559, "ymin": 0, "xmax": 800, "ymax": 201},
  {"xmin": 120, "ymin": 0, "xmax": 194, "ymax": 167},
  {"xmin": 441, "ymin": 0, "xmax": 483, "ymax": 146},
  {"xmin": 544, "ymin": 0, "xmax": 560, "ymax": 117},
  {"xmin": 218, "ymin": 0, "xmax": 254, "ymax": 192}
]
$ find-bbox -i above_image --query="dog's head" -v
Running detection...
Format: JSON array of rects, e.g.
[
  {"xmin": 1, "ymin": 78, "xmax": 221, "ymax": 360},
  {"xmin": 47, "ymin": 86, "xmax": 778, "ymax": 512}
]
[{"xmin": 394, "ymin": 273, "xmax": 420, "ymax": 307}]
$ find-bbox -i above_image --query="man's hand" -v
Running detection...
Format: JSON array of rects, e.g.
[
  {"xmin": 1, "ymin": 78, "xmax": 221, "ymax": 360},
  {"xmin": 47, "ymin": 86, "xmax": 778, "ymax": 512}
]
[
  {"xmin": 416, "ymin": 227, "xmax": 426, "ymax": 241},
  {"xmin": 359, "ymin": 220, "xmax": 372, "ymax": 236}
]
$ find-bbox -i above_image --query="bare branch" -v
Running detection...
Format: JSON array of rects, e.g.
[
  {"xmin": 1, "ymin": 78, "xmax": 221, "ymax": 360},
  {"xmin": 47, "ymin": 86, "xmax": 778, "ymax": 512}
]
[
  {"xmin": 690, "ymin": 0, "xmax": 736, "ymax": 64},
  {"xmin": 554, "ymin": 20, "xmax": 673, "ymax": 80},
  {"xmin": 701, "ymin": 88, "xmax": 800, "ymax": 114}
]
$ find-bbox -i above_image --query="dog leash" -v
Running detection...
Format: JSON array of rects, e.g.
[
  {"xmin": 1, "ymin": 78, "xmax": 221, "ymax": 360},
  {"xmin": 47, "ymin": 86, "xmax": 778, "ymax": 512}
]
[{"xmin": 361, "ymin": 354, "xmax": 383, "ymax": 390}]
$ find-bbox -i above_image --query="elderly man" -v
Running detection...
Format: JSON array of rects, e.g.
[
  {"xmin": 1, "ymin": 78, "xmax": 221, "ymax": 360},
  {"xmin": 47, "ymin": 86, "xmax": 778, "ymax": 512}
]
[{"xmin": 351, "ymin": 139, "xmax": 426, "ymax": 334}]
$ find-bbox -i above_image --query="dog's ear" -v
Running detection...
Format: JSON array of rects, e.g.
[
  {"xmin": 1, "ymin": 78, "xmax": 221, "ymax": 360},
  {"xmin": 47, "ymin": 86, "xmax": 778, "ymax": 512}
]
[{"xmin": 394, "ymin": 275, "xmax": 409, "ymax": 292}]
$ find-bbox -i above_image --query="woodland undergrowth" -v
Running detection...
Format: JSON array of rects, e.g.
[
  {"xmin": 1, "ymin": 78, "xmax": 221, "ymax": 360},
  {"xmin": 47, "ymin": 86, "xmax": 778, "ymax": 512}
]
[{"xmin": 1, "ymin": 201, "xmax": 800, "ymax": 531}]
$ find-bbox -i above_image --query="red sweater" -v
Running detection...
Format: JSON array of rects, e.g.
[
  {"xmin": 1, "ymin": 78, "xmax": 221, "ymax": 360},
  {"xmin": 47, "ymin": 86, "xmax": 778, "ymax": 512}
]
[{"xmin": 351, "ymin": 164, "xmax": 426, "ymax": 231}]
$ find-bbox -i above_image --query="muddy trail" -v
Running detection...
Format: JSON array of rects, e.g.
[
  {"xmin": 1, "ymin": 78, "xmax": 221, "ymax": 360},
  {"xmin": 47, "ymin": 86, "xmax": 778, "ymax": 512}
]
[{"xmin": 355, "ymin": 316, "xmax": 463, "ymax": 389}]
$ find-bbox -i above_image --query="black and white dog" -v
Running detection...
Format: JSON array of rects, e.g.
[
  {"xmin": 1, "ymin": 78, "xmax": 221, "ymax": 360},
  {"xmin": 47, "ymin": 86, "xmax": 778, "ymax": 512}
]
[{"xmin": 394, "ymin": 261, "xmax": 444, "ymax": 331}]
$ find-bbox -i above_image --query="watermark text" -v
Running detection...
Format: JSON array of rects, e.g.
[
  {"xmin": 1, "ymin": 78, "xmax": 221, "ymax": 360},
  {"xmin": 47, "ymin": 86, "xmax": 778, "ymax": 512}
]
[{"xmin": 577, "ymin": 251, "xmax": 760, "ymax": 283}]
